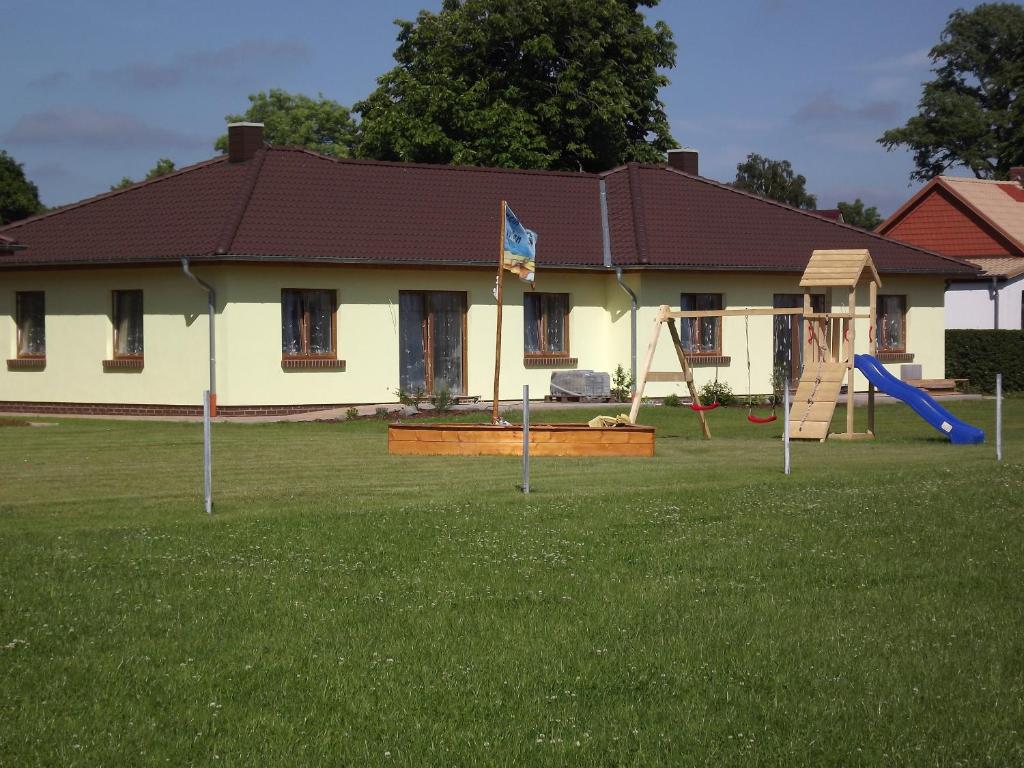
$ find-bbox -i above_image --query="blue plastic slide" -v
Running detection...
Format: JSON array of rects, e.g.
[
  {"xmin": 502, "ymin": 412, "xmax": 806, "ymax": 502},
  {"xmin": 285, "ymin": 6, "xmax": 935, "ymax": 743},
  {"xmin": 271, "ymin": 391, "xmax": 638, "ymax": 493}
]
[{"xmin": 853, "ymin": 354, "xmax": 984, "ymax": 445}]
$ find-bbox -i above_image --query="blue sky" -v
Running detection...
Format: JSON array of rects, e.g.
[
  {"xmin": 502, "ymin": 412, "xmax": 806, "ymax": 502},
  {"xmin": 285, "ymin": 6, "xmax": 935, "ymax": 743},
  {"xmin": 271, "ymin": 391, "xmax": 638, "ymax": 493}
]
[{"xmin": 4, "ymin": 0, "xmax": 981, "ymax": 214}]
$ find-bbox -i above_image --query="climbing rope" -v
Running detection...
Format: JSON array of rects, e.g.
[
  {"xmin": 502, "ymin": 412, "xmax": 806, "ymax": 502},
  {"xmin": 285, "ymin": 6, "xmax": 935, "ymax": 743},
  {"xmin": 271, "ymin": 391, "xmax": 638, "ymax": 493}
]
[{"xmin": 797, "ymin": 320, "xmax": 830, "ymax": 433}]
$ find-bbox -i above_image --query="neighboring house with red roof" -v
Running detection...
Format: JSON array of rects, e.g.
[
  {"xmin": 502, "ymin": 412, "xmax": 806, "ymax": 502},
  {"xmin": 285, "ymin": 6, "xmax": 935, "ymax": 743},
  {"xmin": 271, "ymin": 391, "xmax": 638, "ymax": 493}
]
[
  {"xmin": 810, "ymin": 209, "xmax": 845, "ymax": 223},
  {"xmin": 0, "ymin": 124, "xmax": 975, "ymax": 416},
  {"xmin": 877, "ymin": 170, "xmax": 1024, "ymax": 330}
]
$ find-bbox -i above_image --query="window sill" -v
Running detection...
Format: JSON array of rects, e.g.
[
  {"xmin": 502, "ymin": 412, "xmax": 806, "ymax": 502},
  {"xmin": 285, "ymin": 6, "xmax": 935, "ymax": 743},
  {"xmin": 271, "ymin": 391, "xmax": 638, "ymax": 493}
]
[
  {"xmin": 877, "ymin": 352, "xmax": 913, "ymax": 363},
  {"xmin": 686, "ymin": 355, "xmax": 731, "ymax": 366},
  {"xmin": 103, "ymin": 358, "xmax": 144, "ymax": 370},
  {"xmin": 282, "ymin": 358, "xmax": 346, "ymax": 370},
  {"xmin": 7, "ymin": 358, "xmax": 46, "ymax": 370},
  {"xmin": 524, "ymin": 355, "xmax": 577, "ymax": 368}
]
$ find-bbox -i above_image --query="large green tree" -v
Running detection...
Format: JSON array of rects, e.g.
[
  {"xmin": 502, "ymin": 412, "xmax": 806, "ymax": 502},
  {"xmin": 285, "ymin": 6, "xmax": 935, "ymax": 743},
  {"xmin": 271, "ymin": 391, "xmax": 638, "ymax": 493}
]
[
  {"xmin": 837, "ymin": 198, "xmax": 883, "ymax": 230},
  {"xmin": 733, "ymin": 153, "xmax": 817, "ymax": 210},
  {"xmin": 110, "ymin": 158, "xmax": 177, "ymax": 191},
  {"xmin": 0, "ymin": 150, "xmax": 44, "ymax": 225},
  {"xmin": 879, "ymin": 3, "xmax": 1024, "ymax": 181},
  {"xmin": 214, "ymin": 90, "xmax": 358, "ymax": 158},
  {"xmin": 355, "ymin": 0, "xmax": 677, "ymax": 171}
]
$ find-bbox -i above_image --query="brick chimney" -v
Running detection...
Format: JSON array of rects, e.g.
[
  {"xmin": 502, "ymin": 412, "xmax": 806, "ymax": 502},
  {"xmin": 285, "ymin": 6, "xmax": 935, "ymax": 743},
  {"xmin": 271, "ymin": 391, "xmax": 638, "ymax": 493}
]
[
  {"xmin": 227, "ymin": 122, "xmax": 265, "ymax": 162},
  {"xmin": 1010, "ymin": 166, "xmax": 1024, "ymax": 186},
  {"xmin": 667, "ymin": 148, "xmax": 699, "ymax": 175}
]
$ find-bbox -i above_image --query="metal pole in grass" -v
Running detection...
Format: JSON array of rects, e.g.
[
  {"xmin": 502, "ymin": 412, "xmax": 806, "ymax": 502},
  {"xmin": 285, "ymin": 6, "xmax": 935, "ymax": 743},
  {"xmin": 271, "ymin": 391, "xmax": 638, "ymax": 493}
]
[
  {"xmin": 996, "ymin": 373, "xmax": 1003, "ymax": 462},
  {"xmin": 203, "ymin": 389, "xmax": 213, "ymax": 514},
  {"xmin": 521, "ymin": 384, "xmax": 531, "ymax": 494},
  {"xmin": 783, "ymin": 379, "xmax": 791, "ymax": 476}
]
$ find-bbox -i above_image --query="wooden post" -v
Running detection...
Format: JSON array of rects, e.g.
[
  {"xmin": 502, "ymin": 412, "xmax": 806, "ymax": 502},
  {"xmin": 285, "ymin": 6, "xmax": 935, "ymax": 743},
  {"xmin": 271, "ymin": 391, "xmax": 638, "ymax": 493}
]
[
  {"xmin": 492, "ymin": 201, "xmax": 507, "ymax": 423},
  {"xmin": 629, "ymin": 306, "xmax": 667, "ymax": 424},
  {"xmin": 868, "ymin": 278, "xmax": 877, "ymax": 435},
  {"xmin": 846, "ymin": 286, "xmax": 856, "ymax": 436},
  {"xmin": 783, "ymin": 378, "xmax": 791, "ymax": 475},
  {"xmin": 666, "ymin": 318, "xmax": 711, "ymax": 439}
]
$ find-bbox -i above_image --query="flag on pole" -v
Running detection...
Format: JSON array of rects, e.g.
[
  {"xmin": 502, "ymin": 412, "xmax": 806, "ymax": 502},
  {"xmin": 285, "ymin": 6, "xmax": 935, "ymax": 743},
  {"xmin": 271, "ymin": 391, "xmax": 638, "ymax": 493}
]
[{"xmin": 502, "ymin": 203, "xmax": 537, "ymax": 284}]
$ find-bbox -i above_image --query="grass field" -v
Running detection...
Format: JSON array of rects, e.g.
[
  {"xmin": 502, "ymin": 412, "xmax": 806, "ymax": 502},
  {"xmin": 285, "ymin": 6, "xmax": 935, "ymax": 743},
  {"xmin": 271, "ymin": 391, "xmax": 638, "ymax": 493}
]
[{"xmin": 1, "ymin": 399, "xmax": 1022, "ymax": 766}]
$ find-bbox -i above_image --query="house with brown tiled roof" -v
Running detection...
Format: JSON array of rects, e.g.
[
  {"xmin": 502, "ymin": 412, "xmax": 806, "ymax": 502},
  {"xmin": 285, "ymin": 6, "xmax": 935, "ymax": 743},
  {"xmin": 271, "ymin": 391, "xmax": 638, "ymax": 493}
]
[
  {"xmin": 0, "ymin": 123, "xmax": 976, "ymax": 416},
  {"xmin": 877, "ymin": 170, "xmax": 1024, "ymax": 330}
]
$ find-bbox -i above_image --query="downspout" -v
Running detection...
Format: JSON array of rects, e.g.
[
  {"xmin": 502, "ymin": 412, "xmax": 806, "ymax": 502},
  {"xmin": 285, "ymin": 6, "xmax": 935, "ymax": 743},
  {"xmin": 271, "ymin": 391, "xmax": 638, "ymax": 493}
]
[
  {"xmin": 991, "ymin": 277, "xmax": 1000, "ymax": 330},
  {"xmin": 616, "ymin": 268, "xmax": 639, "ymax": 394},
  {"xmin": 181, "ymin": 258, "xmax": 217, "ymax": 416},
  {"xmin": 600, "ymin": 179, "xmax": 638, "ymax": 392}
]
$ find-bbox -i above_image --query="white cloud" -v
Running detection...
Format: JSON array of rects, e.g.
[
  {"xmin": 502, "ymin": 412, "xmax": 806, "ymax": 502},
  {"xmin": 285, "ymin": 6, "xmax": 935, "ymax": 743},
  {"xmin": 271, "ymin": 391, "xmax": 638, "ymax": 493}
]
[{"xmin": 5, "ymin": 108, "xmax": 208, "ymax": 150}]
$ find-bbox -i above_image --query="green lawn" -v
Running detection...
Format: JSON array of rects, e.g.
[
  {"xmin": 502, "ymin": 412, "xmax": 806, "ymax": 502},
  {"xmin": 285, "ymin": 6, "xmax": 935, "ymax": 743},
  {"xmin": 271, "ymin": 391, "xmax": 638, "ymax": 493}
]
[{"xmin": 1, "ymin": 400, "xmax": 1022, "ymax": 766}]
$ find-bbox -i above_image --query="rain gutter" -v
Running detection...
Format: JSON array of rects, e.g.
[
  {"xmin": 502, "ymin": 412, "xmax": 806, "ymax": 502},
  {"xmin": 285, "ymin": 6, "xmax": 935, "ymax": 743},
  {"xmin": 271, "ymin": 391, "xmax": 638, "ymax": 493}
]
[{"xmin": 181, "ymin": 258, "xmax": 217, "ymax": 415}]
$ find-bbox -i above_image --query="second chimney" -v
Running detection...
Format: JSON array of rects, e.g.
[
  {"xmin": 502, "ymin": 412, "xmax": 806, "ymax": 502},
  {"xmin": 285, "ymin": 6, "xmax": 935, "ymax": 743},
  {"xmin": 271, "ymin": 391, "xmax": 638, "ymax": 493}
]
[
  {"xmin": 227, "ymin": 122, "xmax": 265, "ymax": 163},
  {"xmin": 667, "ymin": 148, "xmax": 699, "ymax": 176},
  {"xmin": 1010, "ymin": 166, "xmax": 1024, "ymax": 186}
]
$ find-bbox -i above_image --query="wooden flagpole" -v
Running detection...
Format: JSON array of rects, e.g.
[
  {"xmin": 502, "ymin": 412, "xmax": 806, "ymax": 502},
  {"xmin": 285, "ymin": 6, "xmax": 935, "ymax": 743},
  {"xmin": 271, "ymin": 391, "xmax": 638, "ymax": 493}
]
[{"xmin": 492, "ymin": 200, "xmax": 507, "ymax": 423}]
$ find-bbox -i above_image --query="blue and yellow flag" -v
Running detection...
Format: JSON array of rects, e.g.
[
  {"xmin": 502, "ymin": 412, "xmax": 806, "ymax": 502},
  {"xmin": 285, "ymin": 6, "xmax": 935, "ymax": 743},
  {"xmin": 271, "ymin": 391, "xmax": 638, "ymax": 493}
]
[{"xmin": 502, "ymin": 202, "xmax": 537, "ymax": 284}]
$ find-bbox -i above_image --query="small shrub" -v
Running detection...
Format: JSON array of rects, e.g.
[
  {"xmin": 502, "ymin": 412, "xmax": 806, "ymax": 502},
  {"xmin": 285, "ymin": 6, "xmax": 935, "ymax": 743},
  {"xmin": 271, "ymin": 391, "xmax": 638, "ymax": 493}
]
[
  {"xmin": 374, "ymin": 407, "xmax": 389, "ymax": 420},
  {"xmin": 430, "ymin": 386, "xmax": 455, "ymax": 413},
  {"xmin": 663, "ymin": 393, "xmax": 682, "ymax": 407},
  {"xmin": 393, "ymin": 387, "xmax": 424, "ymax": 409},
  {"xmin": 611, "ymin": 364, "xmax": 635, "ymax": 402},
  {"xmin": 345, "ymin": 407, "xmax": 359, "ymax": 420},
  {"xmin": 770, "ymin": 365, "xmax": 790, "ymax": 406},
  {"xmin": 699, "ymin": 380, "xmax": 735, "ymax": 407}
]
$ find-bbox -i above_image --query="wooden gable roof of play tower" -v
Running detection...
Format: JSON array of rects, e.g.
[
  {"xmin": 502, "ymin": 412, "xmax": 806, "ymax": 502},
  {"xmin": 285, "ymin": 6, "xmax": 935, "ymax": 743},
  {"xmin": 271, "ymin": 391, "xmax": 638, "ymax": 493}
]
[{"xmin": 800, "ymin": 249, "xmax": 881, "ymax": 288}]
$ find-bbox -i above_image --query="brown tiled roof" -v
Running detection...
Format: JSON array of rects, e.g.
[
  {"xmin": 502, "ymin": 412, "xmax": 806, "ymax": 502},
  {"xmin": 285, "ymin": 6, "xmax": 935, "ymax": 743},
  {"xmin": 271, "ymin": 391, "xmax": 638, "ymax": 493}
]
[
  {"xmin": 0, "ymin": 148, "xmax": 976, "ymax": 276},
  {"xmin": 605, "ymin": 165, "xmax": 976, "ymax": 274}
]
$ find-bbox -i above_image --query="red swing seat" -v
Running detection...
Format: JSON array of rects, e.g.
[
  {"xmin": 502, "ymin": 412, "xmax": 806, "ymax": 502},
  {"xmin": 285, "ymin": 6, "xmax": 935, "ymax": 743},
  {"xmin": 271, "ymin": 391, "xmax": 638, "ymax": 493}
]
[
  {"xmin": 690, "ymin": 401, "xmax": 720, "ymax": 412},
  {"xmin": 747, "ymin": 412, "xmax": 777, "ymax": 424}
]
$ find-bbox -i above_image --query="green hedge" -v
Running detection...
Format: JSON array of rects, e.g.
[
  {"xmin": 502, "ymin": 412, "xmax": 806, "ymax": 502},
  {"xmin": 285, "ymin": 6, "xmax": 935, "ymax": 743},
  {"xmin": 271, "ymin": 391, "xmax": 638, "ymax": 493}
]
[{"xmin": 945, "ymin": 330, "xmax": 1024, "ymax": 393}]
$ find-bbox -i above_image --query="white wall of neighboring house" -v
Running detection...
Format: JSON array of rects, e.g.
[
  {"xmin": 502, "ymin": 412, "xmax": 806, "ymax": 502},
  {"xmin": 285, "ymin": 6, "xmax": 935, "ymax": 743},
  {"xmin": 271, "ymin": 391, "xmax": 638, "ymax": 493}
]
[{"xmin": 946, "ymin": 276, "xmax": 1024, "ymax": 330}]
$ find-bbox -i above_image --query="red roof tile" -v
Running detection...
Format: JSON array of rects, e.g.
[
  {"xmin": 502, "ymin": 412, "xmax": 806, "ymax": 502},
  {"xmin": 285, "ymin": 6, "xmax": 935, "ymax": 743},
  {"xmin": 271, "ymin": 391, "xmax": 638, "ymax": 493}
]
[{"xmin": 0, "ymin": 148, "xmax": 975, "ymax": 276}]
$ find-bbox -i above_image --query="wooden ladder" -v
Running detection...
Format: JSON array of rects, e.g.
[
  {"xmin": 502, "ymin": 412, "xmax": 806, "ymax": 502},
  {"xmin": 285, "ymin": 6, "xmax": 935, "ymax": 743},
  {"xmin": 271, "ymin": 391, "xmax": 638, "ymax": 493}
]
[{"xmin": 788, "ymin": 362, "xmax": 847, "ymax": 441}]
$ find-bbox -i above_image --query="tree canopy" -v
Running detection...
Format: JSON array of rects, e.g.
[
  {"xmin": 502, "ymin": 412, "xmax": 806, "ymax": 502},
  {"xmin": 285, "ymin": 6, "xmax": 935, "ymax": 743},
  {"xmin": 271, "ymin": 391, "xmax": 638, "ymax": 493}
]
[
  {"xmin": 879, "ymin": 3, "xmax": 1024, "ymax": 181},
  {"xmin": 110, "ymin": 158, "xmax": 176, "ymax": 191},
  {"xmin": 0, "ymin": 150, "xmax": 44, "ymax": 225},
  {"xmin": 732, "ymin": 153, "xmax": 817, "ymax": 210},
  {"xmin": 355, "ymin": 0, "xmax": 677, "ymax": 171},
  {"xmin": 214, "ymin": 90, "xmax": 358, "ymax": 158},
  {"xmin": 836, "ymin": 199, "xmax": 883, "ymax": 230}
]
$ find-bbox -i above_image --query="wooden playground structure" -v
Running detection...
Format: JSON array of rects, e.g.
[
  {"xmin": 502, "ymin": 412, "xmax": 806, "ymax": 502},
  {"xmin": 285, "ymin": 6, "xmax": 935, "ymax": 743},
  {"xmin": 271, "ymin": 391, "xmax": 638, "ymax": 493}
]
[{"xmin": 629, "ymin": 249, "xmax": 881, "ymax": 441}]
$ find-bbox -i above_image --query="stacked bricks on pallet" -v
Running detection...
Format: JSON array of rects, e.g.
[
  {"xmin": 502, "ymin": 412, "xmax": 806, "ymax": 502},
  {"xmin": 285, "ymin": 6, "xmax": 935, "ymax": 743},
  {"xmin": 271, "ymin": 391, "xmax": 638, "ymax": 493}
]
[{"xmin": 549, "ymin": 370, "xmax": 611, "ymax": 399}]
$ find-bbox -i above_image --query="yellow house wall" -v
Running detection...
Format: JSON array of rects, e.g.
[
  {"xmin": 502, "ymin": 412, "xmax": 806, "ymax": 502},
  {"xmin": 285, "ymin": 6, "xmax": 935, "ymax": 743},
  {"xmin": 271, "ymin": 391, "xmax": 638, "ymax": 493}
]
[
  {"xmin": 0, "ymin": 265, "xmax": 947, "ymax": 407},
  {"xmin": 218, "ymin": 265, "xmax": 614, "ymax": 405},
  {"xmin": 0, "ymin": 267, "xmax": 212, "ymax": 405}
]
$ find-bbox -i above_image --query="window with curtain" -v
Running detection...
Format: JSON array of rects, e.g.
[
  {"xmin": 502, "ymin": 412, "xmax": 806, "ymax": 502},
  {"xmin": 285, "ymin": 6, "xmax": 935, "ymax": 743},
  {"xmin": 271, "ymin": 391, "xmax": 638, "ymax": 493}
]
[
  {"xmin": 524, "ymin": 293, "xmax": 569, "ymax": 355},
  {"xmin": 281, "ymin": 289, "xmax": 336, "ymax": 357},
  {"xmin": 15, "ymin": 291, "xmax": 45, "ymax": 358},
  {"xmin": 679, "ymin": 293, "xmax": 722, "ymax": 354},
  {"xmin": 876, "ymin": 295, "xmax": 907, "ymax": 352},
  {"xmin": 113, "ymin": 290, "xmax": 144, "ymax": 357}
]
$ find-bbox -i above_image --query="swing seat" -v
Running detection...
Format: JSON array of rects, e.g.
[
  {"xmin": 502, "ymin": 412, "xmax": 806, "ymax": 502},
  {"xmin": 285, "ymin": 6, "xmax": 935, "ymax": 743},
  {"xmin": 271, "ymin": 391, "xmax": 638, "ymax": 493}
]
[
  {"xmin": 747, "ymin": 413, "xmax": 777, "ymax": 424},
  {"xmin": 689, "ymin": 402, "xmax": 719, "ymax": 412}
]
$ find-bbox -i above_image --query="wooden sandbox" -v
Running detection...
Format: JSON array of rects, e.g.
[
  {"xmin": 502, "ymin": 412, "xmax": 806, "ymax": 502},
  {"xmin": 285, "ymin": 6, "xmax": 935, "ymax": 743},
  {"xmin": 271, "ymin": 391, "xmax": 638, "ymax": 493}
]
[{"xmin": 388, "ymin": 423, "xmax": 655, "ymax": 457}]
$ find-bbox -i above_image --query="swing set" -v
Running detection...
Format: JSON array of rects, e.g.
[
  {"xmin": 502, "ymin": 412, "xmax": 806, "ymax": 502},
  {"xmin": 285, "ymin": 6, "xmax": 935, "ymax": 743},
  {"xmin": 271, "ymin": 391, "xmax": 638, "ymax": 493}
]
[
  {"xmin": 627, "ymin": 304, "xmax": 802, "ymax": 436},
  {"xmin": 627, "ymin": 249, "xmax": 882, "ymax": 441}
]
